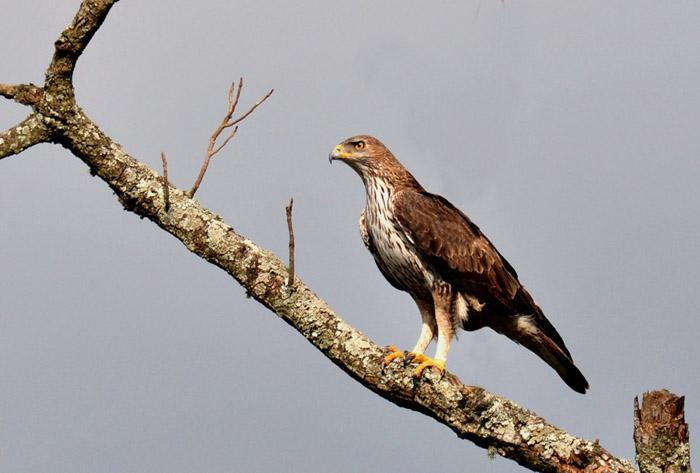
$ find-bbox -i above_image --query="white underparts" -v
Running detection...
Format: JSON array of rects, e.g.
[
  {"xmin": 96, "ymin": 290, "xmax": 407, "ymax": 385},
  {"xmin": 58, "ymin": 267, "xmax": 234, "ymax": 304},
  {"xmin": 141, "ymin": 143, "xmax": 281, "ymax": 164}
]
[
  {"xmin": 364, "ymin": 178, "xmax": 434, "ymax": 292},
  {"xmin": 363, "ymin": 177, "xmax": 460, "ymax": 365}
]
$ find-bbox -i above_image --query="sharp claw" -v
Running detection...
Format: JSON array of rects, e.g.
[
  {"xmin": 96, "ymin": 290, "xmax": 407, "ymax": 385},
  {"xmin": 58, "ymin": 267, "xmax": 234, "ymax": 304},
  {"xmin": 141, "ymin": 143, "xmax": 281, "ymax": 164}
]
[
  {"xmin": 384, "ymin": 347, "xmax": 446, "ymax": 377},
  {"xmin": 411, "ymin": 353, "xmax": 427, "ymax": 364},
  {"xmin": 413, "ymin": 357, "xmax": 446, "ymax": 377},
  {"xmin": 383, "ymin": 345, "xmax": 404, "ymax": 365}
]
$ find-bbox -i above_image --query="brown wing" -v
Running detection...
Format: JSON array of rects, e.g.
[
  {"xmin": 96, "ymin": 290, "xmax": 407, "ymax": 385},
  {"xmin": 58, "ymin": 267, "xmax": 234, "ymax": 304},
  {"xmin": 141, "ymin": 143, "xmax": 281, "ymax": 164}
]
[
  {"xmin": 392, "ymin": 189, "xmax": 524, "ymax": 307},
  {"xmin": 393, "ymin": 189, "xmax": 575, "ymax": 352},
  {"xmin": 392, "ymin": 189, "xmax": 586, "ymax": 389}
]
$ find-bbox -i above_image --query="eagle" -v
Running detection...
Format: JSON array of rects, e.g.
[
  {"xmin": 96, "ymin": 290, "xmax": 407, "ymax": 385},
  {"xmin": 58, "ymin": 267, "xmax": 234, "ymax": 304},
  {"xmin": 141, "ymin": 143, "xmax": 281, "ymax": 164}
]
[{"xmin": 329, "ymin": 135, "xmax": 589, "ymax": 393}]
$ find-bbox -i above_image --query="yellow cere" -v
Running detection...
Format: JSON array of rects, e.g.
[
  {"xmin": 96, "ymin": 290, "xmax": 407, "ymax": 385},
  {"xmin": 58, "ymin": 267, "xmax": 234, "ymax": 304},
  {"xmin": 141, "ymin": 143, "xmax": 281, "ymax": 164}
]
[{"xmin": 335, "ymin": 144, "xmax": 353, "ymax": 158}]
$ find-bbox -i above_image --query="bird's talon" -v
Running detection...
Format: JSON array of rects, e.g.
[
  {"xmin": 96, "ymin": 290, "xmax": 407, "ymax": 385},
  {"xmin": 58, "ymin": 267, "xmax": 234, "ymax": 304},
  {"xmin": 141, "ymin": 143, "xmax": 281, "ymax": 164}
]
[
  {"xmin": 411, "ymin": 353, "xmax": 428, "ymax": 364},
  {"xmin": 404, "ymin": 351, "xmax": 418, "ymax": 363},
  {"xmin": 414, "ymin": 357, "xmax": 446, "ymax": 377},
  {"xmin": 384, "ymin": 345, "xmax": 404, "ymax": 365}
]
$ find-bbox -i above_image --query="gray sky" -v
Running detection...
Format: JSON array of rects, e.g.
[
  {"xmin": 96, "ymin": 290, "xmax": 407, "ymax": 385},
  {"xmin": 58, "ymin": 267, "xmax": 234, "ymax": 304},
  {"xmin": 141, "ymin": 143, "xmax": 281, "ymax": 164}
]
[{"xmin": 1, "ymin": 1, "xmax": 698, "ymax": 472}]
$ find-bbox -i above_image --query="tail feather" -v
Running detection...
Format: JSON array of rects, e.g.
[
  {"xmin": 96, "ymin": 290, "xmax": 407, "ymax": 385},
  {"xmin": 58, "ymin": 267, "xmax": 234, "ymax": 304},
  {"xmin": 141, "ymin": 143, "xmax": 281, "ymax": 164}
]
[{"xmin": 498, "ymin": 315, "xmax": 589, "ymax": 394}]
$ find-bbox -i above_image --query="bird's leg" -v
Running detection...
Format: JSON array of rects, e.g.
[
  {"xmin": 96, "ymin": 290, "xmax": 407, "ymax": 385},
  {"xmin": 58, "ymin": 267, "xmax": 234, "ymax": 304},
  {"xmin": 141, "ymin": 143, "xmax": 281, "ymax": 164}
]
[
  {"xmin": 414, "ymin": 282, "xmax": 454, "ymax": 376},
  {"xmin": 410, "ymin": 322, "xmax": 435, "ymax": 355},
  {"xmin": 433, "ymin": 284, "xmax": 455, "ymax": 362},
  {"xmin": 384, "ymin": 298, "xmax": 434, "ymax": 366},
  {"xmin": 409, "ymin": 297, "xmax": 437, "ymax": 357}
]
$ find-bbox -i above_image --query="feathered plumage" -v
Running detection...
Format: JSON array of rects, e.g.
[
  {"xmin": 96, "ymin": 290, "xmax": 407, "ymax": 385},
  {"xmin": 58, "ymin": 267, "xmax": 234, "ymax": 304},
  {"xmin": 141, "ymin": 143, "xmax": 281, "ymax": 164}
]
[{"xmin": 330, "ymin": 135, "xmax": 588, "ymax": 393}]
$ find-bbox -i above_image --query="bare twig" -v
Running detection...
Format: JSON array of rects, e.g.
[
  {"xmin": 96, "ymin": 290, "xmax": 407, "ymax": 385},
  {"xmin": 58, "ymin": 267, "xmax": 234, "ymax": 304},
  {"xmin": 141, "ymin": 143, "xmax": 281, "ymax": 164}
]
[
  {"xmin": 210, "ymin": 125, "xmax": 238, "ymax": 156},
  {"xmin": 160, "ymin": 152, "xmax": 170, "ymax": 212},
  {"xmin": 188, "ymin": 78, "xmax": 274, "ymax": 197},
  {"xmin": 227, "ymin": 86, "xmax": 274, "ymax": 128},
  {"xmin": 285, "ymin": 197, "xmax": 295, "ymax": 285},
  {"xmin": 0, "ymin": 83, "xmax": 43, "ymax": 106}
]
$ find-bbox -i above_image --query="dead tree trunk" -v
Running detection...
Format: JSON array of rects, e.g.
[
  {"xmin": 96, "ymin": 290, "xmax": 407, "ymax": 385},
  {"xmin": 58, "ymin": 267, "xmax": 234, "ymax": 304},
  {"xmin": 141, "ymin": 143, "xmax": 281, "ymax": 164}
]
[{"xmin": 634, "ymin": 390, "xmax": 692, "ymax": 473}]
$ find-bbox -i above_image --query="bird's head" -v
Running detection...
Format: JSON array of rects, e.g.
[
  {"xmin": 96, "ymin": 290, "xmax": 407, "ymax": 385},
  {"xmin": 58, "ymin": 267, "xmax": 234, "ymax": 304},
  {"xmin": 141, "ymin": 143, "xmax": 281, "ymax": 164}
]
[{"xmin": 328, "ymin": 135, "xmax": 395, "ymax": 177}]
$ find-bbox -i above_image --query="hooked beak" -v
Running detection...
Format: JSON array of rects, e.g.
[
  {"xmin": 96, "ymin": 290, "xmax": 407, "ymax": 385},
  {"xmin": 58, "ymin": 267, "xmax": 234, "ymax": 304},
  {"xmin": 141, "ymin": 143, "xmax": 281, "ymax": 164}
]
[{"xmin": 328, "ymin": 144, "xmax": 350, "ymax": 164}]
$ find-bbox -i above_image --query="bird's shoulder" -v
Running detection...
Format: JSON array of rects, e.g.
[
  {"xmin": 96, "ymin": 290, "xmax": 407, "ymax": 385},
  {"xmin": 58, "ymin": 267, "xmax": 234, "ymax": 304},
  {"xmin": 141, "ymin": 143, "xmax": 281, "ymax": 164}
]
[
  {"xmin": 391, "ymin": 189, "xmax": 489, "ymax": 256},
  {"xmin": 391, "ymin": 189, "xmax": 521, "ymax": 299},
  {"xmin": 391, "ymin": 189, "xmax": 482, "ymax": 242}
]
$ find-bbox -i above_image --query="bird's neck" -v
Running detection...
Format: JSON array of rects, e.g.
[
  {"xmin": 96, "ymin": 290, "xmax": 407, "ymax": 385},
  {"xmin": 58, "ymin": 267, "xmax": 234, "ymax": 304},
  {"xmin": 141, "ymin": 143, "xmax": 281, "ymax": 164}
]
[
  {"xmin": 364, "ymin": 175, "xmax": 394, "ymax": 215},
  {"xmin": 363, "ymin": 168, "xmax": 422, "ymax": 215}
]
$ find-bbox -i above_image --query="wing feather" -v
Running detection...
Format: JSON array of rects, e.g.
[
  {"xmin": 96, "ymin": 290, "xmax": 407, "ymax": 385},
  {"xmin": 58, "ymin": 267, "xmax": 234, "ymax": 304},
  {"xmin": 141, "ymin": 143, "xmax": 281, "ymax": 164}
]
[
  {"xmin": 392, "ymin": 190, "xmax": 522, "ymax": 305},
  {"xmin": 392, "ymin": 190, "xmax": 575, "ymax": 358}
]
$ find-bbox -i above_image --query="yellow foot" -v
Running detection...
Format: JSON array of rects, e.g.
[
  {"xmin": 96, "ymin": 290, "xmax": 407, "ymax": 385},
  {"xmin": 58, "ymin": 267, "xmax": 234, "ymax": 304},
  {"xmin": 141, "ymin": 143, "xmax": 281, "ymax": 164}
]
[
  {"xmin": 384, "ymin": 345, "xmax": 405, "ymax": 365},
  {"xmin": 412, "ymin": 354, "xmax": 446, "ymax": 377}
]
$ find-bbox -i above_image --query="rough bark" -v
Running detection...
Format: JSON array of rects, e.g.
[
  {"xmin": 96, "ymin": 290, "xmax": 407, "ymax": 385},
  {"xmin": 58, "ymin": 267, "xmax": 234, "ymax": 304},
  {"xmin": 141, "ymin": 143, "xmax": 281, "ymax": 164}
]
[
  {"xmin": 634, "ymin": 390, "xmax": 692, "ymax": 473},
  {"xmin": 0, "ymin": 113, "xmax": 50, "ymax": 159},
  {"xmin": 0, "ymin": 2, "xmax": 691, "ymax": 473}
]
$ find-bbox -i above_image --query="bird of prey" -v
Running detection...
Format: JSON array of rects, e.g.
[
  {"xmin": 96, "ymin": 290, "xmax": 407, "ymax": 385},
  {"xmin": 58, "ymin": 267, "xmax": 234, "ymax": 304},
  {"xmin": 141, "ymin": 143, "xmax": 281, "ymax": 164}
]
[{"xmin": 329, "ymin": 135, "xmax": 589, "ymax": 393}]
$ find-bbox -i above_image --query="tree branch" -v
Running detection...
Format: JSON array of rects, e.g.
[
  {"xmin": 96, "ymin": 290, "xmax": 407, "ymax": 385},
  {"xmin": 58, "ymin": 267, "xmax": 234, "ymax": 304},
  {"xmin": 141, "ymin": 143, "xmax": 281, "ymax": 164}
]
[
  {"xmin": 0, "ymin": 113, "xmax": 50, "ymax": 160},
  {"xmin": 52, "ymin": 105, "xmax": 638, "ymax": 473},
  {"xmin": 45, "ymin": 0, "xmax": 118, "ymax": 94},
  {"xmin": 1, "ymin": 2, "xmax": 687, "ymax": 472},
  {"xmin": 0, "ymin": 83, "xmax": 44, "ymax": 106}
]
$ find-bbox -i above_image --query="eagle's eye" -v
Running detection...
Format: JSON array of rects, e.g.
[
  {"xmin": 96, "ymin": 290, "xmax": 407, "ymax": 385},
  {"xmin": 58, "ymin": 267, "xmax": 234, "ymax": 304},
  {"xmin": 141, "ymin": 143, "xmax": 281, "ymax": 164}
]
[{"xmin": 354, "ymin": 141, "xmax": 366, "ymax": 151}]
